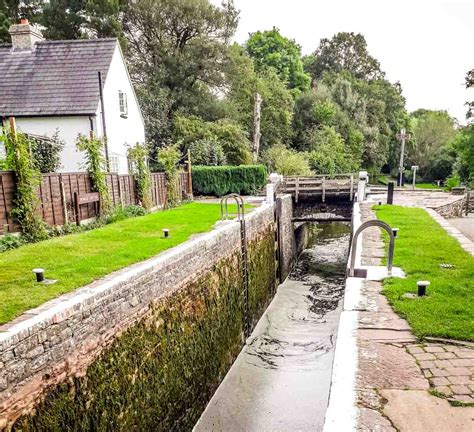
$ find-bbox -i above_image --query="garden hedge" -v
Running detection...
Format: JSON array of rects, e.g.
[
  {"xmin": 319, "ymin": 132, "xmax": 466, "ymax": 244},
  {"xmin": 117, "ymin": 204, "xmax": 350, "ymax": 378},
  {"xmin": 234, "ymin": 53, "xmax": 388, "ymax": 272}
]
[{"xmin": 192, "ymin": 165, "xmax": 267, "ymax": 196}]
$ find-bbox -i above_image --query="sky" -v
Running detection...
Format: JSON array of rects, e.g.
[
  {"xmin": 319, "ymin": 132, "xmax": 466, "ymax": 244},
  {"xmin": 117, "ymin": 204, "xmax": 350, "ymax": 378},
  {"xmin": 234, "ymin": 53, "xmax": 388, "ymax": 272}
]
[{"xmin": 213, "ymin": 0, "xmax": 474, "ymax": 124}]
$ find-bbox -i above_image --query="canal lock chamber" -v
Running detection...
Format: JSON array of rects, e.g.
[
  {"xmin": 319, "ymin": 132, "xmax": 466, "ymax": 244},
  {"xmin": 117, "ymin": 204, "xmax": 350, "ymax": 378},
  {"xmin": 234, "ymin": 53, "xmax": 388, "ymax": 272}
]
[{"xmin": 196, "ymin": 201, "xmax": 353, "ymax": 431}]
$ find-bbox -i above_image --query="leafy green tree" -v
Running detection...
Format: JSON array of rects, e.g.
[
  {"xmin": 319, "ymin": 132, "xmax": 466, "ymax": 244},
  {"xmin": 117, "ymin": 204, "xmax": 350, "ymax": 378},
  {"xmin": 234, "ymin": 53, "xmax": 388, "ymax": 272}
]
[
  {"xmin": 245, "ymin": 28, "xmax": 310, "ymax": 94},
  {"xmin": 219, "ymin": 44, "xmax": 294, "ymax": 151},
  {"xmin": 305, "ymin": 32, "xmax": 384, "ymax": 81},
  {"xmin": 0, "ymin": 0, "xmax": 43, "ymax": 42},
  {"xmin": 306, "ymin": 125, "xmax": 359, "ymax": 174},
  {"xmin": 466, "ymin": 69, "xmax": 474, "ymax": 121},
  {"xmin": 453, "ymin": 125, "xmax": 474, "ymax": 185},
  {"xmin": 121, "ymin": 0, "xmax": 238, "ymax": 155},
  {"xmin": 173, "ymin": 115, "xmax": 252, "ymax": 165},
  {"xmin": 262, "ymin": 144, "xmax": 311, "ymax": 175},
  {"xmin": 189, "ymin": 138, "xmax": 226, "ymax": 166},
  {"xmin": 407, "ymin": 110, "xmax": 456, "ymax": 177}
]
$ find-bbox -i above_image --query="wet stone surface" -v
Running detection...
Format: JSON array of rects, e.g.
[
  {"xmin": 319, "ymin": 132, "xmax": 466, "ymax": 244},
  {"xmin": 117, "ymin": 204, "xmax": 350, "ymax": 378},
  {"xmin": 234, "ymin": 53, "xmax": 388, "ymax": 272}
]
[{"xmin": 195, "ymin": 222, "xmax": 351, "ymax": 431}]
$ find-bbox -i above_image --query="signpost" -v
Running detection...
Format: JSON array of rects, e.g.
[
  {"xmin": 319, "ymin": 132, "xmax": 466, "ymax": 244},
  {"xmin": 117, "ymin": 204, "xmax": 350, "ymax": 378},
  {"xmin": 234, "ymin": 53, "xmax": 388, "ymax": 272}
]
[
  {"xmin": 396, "ymin": 128, "xmax": 410, "ymax": 186},
  {"xmin": 411, "ymin": 165, "xmax": 419, "ymax": 190}
]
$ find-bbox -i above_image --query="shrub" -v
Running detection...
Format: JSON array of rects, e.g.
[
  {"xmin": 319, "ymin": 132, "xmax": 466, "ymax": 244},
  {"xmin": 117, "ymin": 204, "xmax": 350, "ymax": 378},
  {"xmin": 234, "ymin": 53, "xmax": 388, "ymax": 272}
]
[
  {"xmin": 173, "ymin": 116, "xmax": 252, "ymax": 165},
  {"xmin": 0, "ymin": 234, "xmax": 24, "ymax": 252},
  {"xmin": 262, "ymin": 144, "xmax": 311, "ymax": 176},
  {"xmin": 76, "ymin": 135, "xmax": 112, "ymax": 216},
  {"xmin": 106, "ymin": 205, "xmax": 147, "ymax": 224},
  {"xmin": 158, "ymin": 146, "xmax": 181, "ymax": 207},
  {"xmin": 192, "ymin": 165, "xmax": 267, "ymax": 196},
  {"xmin": 189, "ymin": 138, "xmax": 226, "ymax": 166},
  {"xmin": 445, "ymin": 175, "xmax": 461, "ymax": 190},
  {"xmin": 1, "ymin": 128, "xmax": 49, "ymax": 242},
  {"xmin": 30, "ymin": 130, "xmax": 64, "ymax": 173},
  {"xmin": 128, "ymin": 143, "xmax": 152, "ymax": 209}
]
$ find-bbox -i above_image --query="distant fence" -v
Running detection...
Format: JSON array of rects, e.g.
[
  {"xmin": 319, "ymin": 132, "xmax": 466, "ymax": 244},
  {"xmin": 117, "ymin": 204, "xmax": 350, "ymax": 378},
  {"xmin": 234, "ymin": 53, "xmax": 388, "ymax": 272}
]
[{"xmin": 0, "ymin": 171, "xmax": 191, "ymax": 235}]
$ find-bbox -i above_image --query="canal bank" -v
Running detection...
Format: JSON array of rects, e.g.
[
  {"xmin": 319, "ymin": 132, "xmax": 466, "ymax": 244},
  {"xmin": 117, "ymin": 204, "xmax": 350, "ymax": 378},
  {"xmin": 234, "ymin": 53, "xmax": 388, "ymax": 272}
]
[{"xmin": 195, "ymin": 222, "xmax": 351, "ymax": 431}]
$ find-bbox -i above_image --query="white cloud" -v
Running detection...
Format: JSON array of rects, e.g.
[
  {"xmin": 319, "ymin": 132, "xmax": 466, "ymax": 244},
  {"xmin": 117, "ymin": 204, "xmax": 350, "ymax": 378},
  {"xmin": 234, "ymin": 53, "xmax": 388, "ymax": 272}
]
[{"xmin": 213, "ymin": 0, "xmax": 473, "ymax": 123}]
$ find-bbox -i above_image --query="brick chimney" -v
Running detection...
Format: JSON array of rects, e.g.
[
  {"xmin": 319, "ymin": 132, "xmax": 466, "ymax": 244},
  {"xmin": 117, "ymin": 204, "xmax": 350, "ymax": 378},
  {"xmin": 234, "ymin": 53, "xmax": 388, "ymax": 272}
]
[{"xmin": 9, "ymin": 18, "xmax": 43, "ymax": 51}]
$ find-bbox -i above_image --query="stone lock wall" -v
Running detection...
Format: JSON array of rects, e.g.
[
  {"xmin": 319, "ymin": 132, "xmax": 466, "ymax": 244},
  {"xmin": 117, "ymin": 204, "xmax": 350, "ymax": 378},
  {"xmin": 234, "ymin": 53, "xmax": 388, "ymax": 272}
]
[
  {"xmin": 0, "ymin": 203, "xmax": 285, "ymax": 431},
  {"xmin": 434, "ymin": 197, "xmax": 466, "ymax": 219}
]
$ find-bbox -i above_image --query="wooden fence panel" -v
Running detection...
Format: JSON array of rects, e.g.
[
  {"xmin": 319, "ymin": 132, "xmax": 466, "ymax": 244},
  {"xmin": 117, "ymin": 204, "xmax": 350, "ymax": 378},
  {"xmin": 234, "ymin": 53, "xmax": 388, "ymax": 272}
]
[
  {"xmin": 0, "ymin": 171, "xmax": 16, "ymax": 235},
  {"xmin": 0, "ymin": 170, "xmax": 191, "ymax": 235}
]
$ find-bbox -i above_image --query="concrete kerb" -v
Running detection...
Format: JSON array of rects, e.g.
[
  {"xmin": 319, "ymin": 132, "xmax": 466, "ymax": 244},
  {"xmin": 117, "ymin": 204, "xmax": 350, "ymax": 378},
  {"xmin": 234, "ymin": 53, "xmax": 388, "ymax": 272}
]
[{"xmin": 323, "ymin": 201, "xmax": 405, "ymax": 432}]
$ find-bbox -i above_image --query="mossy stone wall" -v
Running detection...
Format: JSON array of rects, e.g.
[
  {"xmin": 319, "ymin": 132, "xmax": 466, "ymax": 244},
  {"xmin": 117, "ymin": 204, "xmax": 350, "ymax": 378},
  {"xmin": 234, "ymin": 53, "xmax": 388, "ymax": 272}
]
[{"xmin": 12, "ymin": 226, "xmax": 275, "ymax": 431}]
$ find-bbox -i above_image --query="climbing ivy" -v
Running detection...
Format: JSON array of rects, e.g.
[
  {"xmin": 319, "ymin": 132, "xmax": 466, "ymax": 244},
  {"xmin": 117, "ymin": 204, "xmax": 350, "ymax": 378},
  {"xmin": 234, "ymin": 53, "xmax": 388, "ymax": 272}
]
[
  {"xmin": 158, "ymin": 145, "xmax": 181, "ymax": 208},
  {"xmin": 1, "ymin": 128, "xmax": 48, "ymax": 242},
  {"xmin": 127, "ymin": 143, "xmax": 152, "ymax": 210},
  {"xmin": 76, "ymin": 135, "xmax": 112, "ymax": 217}
]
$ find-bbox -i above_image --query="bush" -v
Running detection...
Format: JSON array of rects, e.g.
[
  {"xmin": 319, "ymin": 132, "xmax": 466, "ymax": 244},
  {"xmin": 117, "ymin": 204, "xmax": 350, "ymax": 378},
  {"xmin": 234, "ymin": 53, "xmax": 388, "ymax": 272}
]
[
  {"xmin": 189, "ymin": 138, "xmax": 227, "ymax": 166},
  {"xmin": 106, "ymin": 205, "xmax": 147, "ymax": 224},
  {"xmin": 262, "ymin": 144, "xmax": 311, "ymax": 176},
  {"xmin": 445, "ymin": 175, "xmax": 461, "ymax": 190},
  {"xmin": 192, "ymin": 165, "xmax": 267, "ymax": 196},
  {"xmin": 0, "ymin": 234, "xmax": 24, "ymax": 252}
]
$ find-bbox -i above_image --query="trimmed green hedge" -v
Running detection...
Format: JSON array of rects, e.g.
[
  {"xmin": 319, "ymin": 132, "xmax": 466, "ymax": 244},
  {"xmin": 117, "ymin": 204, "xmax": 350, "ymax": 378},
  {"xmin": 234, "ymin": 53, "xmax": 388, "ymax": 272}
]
[{"xmin": 192, "ymin": 165, "xmax": 267, "ymax": 196}]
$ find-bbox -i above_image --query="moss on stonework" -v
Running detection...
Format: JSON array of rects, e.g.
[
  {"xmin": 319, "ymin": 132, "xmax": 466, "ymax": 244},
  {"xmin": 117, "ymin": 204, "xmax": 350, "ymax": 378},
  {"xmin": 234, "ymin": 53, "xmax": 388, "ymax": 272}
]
[{"xmin": 13, "ymin": 227, "xmax": 275, "ymax": 432}]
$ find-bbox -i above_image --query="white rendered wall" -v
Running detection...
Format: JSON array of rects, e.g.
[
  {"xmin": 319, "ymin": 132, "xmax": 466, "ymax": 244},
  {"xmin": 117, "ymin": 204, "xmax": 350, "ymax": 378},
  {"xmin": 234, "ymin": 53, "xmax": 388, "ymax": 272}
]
[
  {"xmin": 95, "ymin": 44, "xmax": 146, "ymax": 174},
  {"xmin": 14, "ymin": 116, "xmax": 94, "ymax": 173}
]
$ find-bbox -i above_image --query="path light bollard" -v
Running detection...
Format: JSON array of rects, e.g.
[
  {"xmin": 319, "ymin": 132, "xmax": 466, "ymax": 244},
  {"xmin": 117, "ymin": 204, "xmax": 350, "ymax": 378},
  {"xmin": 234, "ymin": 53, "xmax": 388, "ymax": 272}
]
[
  {"xmin": 163, "ymin": 228, "xmax": 169, "ymax": 238},
  {"xmin": 32, "ymin": 268, "xmax": 45, "ymax": 283},
  {"xmin": 392, "ymin": 228, "xmax": 399, "ymax": 238},
  {"xmin": 417, "ymin": 281, "xmax": 430, "ymax": 297}
]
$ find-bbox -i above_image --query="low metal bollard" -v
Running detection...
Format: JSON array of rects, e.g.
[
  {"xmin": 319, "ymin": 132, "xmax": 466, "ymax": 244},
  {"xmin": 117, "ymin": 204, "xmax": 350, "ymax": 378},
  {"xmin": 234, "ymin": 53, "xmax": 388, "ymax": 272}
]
[
  {"xmin": 32, "ymin": 268, "xmax": 45, "ymax": 283},
  {"xmin": 417, "ymin": 280, "xmax": 430, "ymax": 297}
]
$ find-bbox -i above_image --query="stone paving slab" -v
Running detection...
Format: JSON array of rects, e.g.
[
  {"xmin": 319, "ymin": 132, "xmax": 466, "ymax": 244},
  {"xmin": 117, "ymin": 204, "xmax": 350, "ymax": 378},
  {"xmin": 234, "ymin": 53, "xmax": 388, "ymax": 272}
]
[
  {"xmin": 407, "ymin": 343, "xmax": 474, "ymax": 403},
  {"xmin": 355, "ymin": 203, "xmax": 474, "ymax": 432}
]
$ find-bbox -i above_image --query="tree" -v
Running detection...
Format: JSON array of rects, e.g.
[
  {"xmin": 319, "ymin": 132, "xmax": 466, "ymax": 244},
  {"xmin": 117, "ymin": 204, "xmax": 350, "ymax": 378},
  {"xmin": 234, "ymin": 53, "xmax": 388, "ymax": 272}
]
[
  {"xmin": 306, "ymin": 125, "xmax": 358, "ymax": 174},
  {"xmin": 219, "ymin": 44, "xmax": 295, "ymax": 151},
  {"xmin": 121, "ymin": 0, "xmax": 238, "ymax": 156},
  {"xmin": 466, "ymin": 69, "xmax": 474, "ymax": 121},
  {"xmin": 262, "ymin": 144, "xmax": 311, "ymax": 175},
  {"xmin": 305, "ymin": 32, "xmax": 384, "ymax": 81},
  {"xmin": 245, "ymin": 28, "xmax": 310, "ymax": 94},
  {"xmin": 0, "ymin": 0, "xmax": 43, "ymax": 42},
  {"xmin": 407, "ymin": 110, "xmax": 456, "ymax": 177}
]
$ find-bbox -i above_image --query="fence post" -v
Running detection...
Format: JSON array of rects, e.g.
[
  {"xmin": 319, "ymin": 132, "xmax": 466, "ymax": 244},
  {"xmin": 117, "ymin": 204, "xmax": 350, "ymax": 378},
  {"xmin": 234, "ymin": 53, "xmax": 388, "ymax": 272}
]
[
  {"xmin": 73, "ymin": 192, "xmax": 80, "ymax": 226},
  {"xmin": 59, "ymin": 175, "xmax": 68, "ymax": 225},
  {"xmin": 186, "ymin": 149, "xmax": 193, "ymax": 200},
  {"xmin": 117, "ymin": 176, "xmax": 124, "ymax": 209}
]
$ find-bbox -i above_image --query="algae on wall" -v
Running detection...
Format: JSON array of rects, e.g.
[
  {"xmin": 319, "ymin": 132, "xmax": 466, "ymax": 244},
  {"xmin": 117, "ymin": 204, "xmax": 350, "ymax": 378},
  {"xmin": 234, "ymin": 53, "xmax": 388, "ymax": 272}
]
[{"xmin": 13, "ymin": 226, "xmax": 276, "ymax": 432}]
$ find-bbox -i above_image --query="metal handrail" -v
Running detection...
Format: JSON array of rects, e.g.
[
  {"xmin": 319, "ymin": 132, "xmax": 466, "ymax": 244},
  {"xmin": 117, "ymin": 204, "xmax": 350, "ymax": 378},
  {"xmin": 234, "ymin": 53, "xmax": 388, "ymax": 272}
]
[
  {"xmin": 220, "ymin": 193, "xmax": 245, "ymax": 221},
  {"xmin": 348, "ymin": 220, "xmax": 395, "ymax": 277}
]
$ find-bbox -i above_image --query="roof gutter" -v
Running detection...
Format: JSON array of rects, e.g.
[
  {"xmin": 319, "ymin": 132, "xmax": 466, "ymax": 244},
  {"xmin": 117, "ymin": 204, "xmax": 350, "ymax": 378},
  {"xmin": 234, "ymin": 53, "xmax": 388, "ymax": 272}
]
[{"xmin": 98, "ymin": 71, "xmax": 110, "ymax": 172}]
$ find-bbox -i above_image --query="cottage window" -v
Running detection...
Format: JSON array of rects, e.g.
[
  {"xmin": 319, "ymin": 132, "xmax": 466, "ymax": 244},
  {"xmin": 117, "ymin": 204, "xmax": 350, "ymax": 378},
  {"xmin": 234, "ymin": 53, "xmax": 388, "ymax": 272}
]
[
  {"xmin": 119, "ymin": 91, "xmax": 128, "ymax": 118},
  {"xmin": 109, "ymin": 155, "xmax": 119, "ymax": 173}
]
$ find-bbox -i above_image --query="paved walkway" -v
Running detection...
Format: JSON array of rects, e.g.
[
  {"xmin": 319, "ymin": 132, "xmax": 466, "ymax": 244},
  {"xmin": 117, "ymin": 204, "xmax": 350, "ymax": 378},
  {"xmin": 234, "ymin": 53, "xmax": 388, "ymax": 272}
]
[
  {"xmin": 355, "ymin": 204, "xmax": 474, "ymax": 431},
  {"xmin": 450, "ymin": 214, "xmax": 474, "ymax": 242}
]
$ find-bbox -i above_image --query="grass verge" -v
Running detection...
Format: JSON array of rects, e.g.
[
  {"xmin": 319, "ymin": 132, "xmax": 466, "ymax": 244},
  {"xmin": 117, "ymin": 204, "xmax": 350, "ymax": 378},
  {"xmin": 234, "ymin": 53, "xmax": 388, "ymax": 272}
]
[
  {"xmin": 374, "ymin": 205, "xmax": 474, "ymax": 341},
  {"xmin": 414, "ymin": 183, "xmax": 442, "ymax": 190},
  {"xmin": 0, "ymin": 202, "xmax": 242, "ymax": 325}
]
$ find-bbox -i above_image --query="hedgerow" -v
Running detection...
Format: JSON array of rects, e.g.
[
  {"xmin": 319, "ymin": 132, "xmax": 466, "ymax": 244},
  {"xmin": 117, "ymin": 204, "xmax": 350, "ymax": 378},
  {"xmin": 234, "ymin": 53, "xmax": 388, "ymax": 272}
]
[{"xmin": 192, "ymin": 165, "xmax": 267, "ymax": 196}]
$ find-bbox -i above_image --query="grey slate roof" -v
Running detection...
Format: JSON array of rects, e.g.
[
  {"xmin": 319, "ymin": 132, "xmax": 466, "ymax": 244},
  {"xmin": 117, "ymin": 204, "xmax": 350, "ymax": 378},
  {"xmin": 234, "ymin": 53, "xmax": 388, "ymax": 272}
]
[{"xmin": 0, "ymin": 38, "xmax": 117, "ymax": 116}]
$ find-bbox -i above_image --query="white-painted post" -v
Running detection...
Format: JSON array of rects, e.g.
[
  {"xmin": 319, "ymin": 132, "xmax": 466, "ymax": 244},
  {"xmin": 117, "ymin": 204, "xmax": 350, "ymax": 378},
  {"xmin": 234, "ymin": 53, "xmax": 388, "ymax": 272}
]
[
  {"xmin": 266, "ymin": 183, "xmax": 275, "ymax": 205},
  {"xmin": 357, "ymin": 171, "xmax": 368, "ymax": 202},
  {"xmin": 411, "ymin": 165, "xmax": 418, "ymax": 190}
]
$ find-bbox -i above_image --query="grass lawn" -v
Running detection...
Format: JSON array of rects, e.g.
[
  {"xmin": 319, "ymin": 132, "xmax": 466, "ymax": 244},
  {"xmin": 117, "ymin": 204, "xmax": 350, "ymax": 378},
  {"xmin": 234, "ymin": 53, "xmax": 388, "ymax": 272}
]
[
  {"xmin": 374, "ymin": 205, "xmax": 474, "ymax": 341},
  {"xmin": 414, "ymin": 183, "xmax": 442, "ymax": 190},
  {"xmin": 0, "ymin": 202, "xmax": 242, "ymax": 325}
]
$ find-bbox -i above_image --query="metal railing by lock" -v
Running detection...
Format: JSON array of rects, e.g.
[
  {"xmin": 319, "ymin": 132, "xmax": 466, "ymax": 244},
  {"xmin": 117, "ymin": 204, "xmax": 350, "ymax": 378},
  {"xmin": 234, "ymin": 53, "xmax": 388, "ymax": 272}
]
[
  {"xmin": 220, "ymin": 194, "xmax": 250, "ymax": 338},
  {"xmin": 348, "ymin": 220, "xmax": 395, "ymax": 277}
]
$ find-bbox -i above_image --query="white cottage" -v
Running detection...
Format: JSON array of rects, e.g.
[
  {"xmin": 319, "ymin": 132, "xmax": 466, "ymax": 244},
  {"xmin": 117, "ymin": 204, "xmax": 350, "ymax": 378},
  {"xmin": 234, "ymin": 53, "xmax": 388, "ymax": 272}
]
[{"xmin": 0, "ymin": 19, "xmax": 145, "ymax": 174}]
